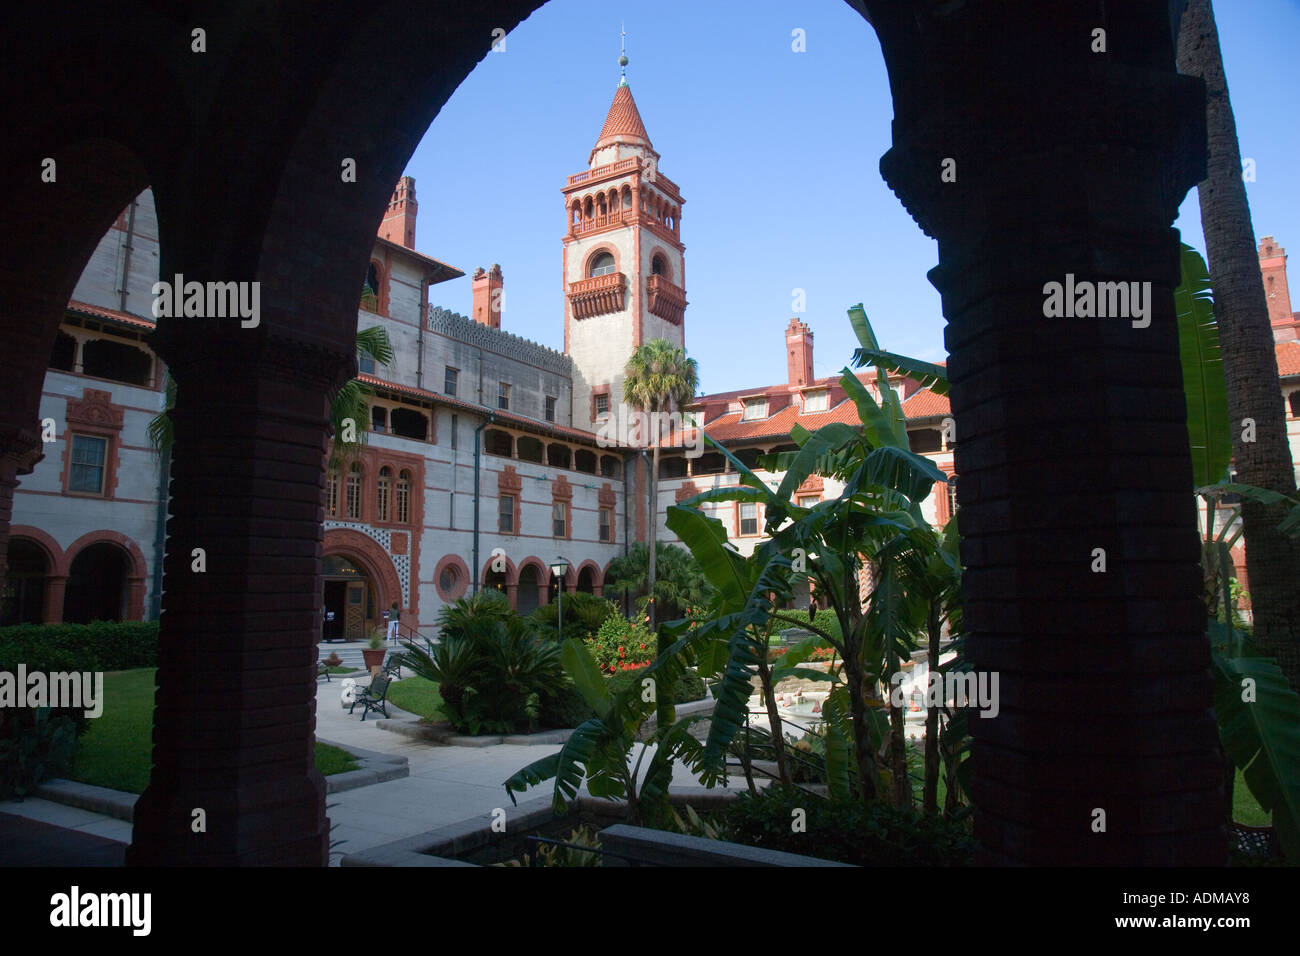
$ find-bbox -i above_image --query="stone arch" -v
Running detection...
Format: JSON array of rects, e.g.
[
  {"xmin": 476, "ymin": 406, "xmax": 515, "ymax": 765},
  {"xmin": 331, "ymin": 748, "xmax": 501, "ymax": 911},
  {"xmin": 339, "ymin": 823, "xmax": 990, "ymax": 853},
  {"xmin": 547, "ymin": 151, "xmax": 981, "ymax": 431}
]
[
  {"xmin": 574, "ymin": 559, "xmax": 603, "ymax": 596},
  {"xmin": 61, "ymin": 530, "xmax": 149, "ymax": 621},
  {"xmin": 8, "ymin": 525, "xmax": 64, "ymax": 573},
  {"xmin": 323, "ymin": 528, "xmax": 403, "ymax": 614},
  {"xmin": 585, "ymin": 243, "xmax": 620, "ymax": 276},
  {"xmin": 433, "ymin": 553, "xmax": 470, "ymax": 602}
]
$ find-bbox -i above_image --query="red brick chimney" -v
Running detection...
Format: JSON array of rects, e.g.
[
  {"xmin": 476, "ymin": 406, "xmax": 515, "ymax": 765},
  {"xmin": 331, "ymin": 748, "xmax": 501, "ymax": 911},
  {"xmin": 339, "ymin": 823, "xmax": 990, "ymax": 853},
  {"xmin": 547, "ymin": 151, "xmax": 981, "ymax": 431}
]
[
  {"xmin": 378, "ymin": 176, "xmax": 417, "ymax": 249},
  {"xmin": 786, "ymin": 317, "xmax": 813, "ymax": 387},
  {"xmin": 472, "ymin": 264, "xmax": 503, "ymax": 329},
  {"xmin": 1259, "ymin": 236, "xmax": 1300, "ymax": 342}
]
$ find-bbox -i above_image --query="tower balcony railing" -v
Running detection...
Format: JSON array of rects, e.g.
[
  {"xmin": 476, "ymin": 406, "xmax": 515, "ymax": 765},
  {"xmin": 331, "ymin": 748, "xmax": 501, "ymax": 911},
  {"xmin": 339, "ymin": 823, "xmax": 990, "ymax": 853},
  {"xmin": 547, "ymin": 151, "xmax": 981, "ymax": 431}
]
[
  {"xmin": 567, "ymin": 157, "xmax": 641, "ymax": 186},
  {"xmin": 568, "ymin": 272, "xmax": 626, "ymax": 319},
  {"xmin": 646, "ymin": 274, "xmax": 687, "ymax": 325},
  {"xmin": 570, "ymin": 211, "xmax": 631, "ymax": 235}
]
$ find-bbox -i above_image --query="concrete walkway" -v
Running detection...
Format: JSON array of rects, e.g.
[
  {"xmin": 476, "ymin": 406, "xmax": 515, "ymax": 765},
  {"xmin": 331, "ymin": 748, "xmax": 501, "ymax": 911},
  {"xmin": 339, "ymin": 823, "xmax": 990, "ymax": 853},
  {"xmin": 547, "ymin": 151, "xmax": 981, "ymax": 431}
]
[{"xmin": 0, "ymin": 674, "xmax": 721, "ymax": 866}]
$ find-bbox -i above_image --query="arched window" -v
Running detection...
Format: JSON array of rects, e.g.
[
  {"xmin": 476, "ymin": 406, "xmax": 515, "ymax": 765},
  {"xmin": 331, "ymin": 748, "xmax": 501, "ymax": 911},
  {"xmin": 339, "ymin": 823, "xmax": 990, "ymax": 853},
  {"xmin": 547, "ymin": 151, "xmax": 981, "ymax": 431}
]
[
  {"xmin": 377, "ymin": 466, "xmax": 392, "ymax": 522},
  {"xmin": 621, "ymin": 186, "xmax": 632, "ymax": 209},
  {"xmin": 583, "ymin": 197, "xmax": 594, "ymax": 219},
  {"xmin": 597, "ymin": 193, "xmax": 607, "ymax": 215},
  {"xmin": 326, "ymin": 470, "xmax": 339, "ymax": 517},
  {"xmin": 651, "ymin": 254, "xmax": 669, "ymax": 278},
  {"xmin": 345, "ymin": 463, "xmax": 363, "ymax": 519},
  {"xmin": 362, "ymin": 262, "xmax": 381, "ymax": 312},
  {"xmin": 590, "ymin": 252, "xmax": 616, "ymax": 277},
  {"xmin": 396, "ymin": 470, "xmax": 411, "ymax": 524}
]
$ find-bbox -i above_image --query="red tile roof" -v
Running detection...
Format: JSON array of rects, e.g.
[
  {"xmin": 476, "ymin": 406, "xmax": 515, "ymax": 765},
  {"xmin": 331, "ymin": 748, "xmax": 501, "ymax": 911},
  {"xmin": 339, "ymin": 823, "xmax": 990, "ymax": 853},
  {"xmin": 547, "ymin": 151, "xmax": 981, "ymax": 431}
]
[
  {"xmin": 900, "ymin": 388, "xmax": 950, "ymax": 420},
  {"xmin": 1277, "ymin": 341, "xmax": 1300, "ymax": 377},
  {"xmin": 594, "ymin": 85, "xmax": 653, "ymax": 154},
  {"xmin": 67, "ymin": 300, "xmax": 156, "ymax": 330}
]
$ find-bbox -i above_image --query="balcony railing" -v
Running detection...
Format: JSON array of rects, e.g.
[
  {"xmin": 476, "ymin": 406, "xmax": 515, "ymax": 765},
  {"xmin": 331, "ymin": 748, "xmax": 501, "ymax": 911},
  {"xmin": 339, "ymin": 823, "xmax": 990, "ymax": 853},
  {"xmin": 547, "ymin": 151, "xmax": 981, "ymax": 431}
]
[
  {"xmin": 646, "ymin": 274, "xmax": 687, "ymax": 324},
  {"xmin": 568, "ymin": 272, "xmax": 626, "ymax": 319}
]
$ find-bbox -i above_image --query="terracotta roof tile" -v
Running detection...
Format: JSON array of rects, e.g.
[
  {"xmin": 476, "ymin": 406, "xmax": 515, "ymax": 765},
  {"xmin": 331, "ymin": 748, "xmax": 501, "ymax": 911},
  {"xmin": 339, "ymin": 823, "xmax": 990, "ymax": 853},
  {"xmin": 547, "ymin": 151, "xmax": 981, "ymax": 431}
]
[
  {"xmin": 1277, "ymin": 341, "xmax": 1300, "ymax": 377},
  {"xmin": 900, "ymin": 388, "xmax": 950, "ymax": 419},
  {"xmin": 593, "ymin": 85, "xmax": 653, "ymax": 154},
  {"xmin": 67, "ymin": 300, "xmax": 155, "ymax": 330}
]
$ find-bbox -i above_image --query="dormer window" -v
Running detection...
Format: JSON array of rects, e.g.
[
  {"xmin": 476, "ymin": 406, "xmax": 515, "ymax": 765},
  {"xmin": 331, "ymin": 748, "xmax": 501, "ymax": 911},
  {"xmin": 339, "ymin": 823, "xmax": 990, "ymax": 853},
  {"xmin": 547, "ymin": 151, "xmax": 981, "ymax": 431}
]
[
  {"xmin": 742, "ymin": 398, "xmax": 767, "ymax": 421},
  {"xmin": 804, "ymin": 390, "xmax": 828, "ymax": 413},
  {"xmin": 590, "ymin": 253, "xmax": 616, "ymax": 277}
]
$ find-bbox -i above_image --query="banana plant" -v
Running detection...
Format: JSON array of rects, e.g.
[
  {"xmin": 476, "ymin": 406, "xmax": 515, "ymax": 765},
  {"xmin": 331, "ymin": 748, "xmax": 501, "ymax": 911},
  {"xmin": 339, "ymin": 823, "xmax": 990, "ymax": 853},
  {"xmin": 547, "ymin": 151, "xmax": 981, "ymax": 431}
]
[
  {"xmin": 664, "ymin": 305, "xmax": 947, "ymax": 805},
  {"xmin": 502, "ymin": 637, "xmax": 705, "ymax": 827}
]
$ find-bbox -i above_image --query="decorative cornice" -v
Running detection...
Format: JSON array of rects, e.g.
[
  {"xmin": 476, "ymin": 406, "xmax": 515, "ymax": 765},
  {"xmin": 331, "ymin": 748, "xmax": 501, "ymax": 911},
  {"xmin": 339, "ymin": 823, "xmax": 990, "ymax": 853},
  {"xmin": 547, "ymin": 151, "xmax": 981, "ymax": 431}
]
[
  {"xmin": 598, "ymin": 481, "xmax": 617, "ymax": 507},
  {"xmin": 552, "ymin": 474, "xmax": 574, "ymax": 501},
  {"xmin": 498, "ymin": 465, "xmax": 522, "ymax": 494},
  {"xmin": 65, "ymin": 388, "xmax": 124, "ymax": 431}
]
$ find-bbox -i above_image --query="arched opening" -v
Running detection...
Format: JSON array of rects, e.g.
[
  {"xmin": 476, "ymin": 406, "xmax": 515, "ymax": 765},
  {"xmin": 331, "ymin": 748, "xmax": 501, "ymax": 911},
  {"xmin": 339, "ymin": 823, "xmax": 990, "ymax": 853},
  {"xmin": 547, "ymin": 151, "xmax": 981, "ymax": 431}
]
[
  {"xmin": 547, "ymin": 443, "xmax": 571, "ymax": 468},
  {"xmin": 64, "ymin": 543, "xmax": 129, "ymax": 623},
  {"xmin": 517, "ymin": 435, "xmax": 544, "ymax": 463},
  {"xmin": 658, "ymin": 455, "xmax": 687, "ymax": 479},
  {"xmin": 516, "ymin": 563, "xmax": 541, "ymax": 615},
  {"xmin": 320, "ymin": 553, "xmax": 378, "ymax": 641},
  {"xmin": 600, "ymin": 454, "xmax": 620, "ymax": 478},
  {"xmin": 574, "ymin": 448, "xmax": 597, "ymax": 474},
  {"xmin": 1, "ymin": 538, "xmax": 50, "ymax": 626},
  {"xmin": 49, "ymin": 331, "xmax": 77, "ymax": 372},
  {"xmin": 390, "ymin": 407, "xmax": 428, "ymax": 441},
  {"xmin": 651, "ymin": 253, "xmax": 669, "ymax": 278},
  {"xmin": 483, "ymin": 567, "xmax": 508, "ymax": 596},
  {"xmin": 692, "ymin": 452, "xmax": 726, "ymax": 476},
  {"xmin": 576, "ymin": 565, "xmax": 596, "ymax": 595},
  {"xmin": 590, "ymin": 252, "xmax": 616, "ymax": 277},
  {"xmin": 485, "ymin": 429, "xmax": 513, "ymax": 457},
  {"xmin": 82, "ymin": 338, "xmax": 152, "ymax": 386}
]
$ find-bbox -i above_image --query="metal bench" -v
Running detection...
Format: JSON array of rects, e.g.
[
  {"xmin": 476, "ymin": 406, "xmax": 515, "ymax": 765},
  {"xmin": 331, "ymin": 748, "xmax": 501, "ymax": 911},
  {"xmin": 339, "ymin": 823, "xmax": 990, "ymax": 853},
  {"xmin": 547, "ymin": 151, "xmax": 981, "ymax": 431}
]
[{"xmin": 349, "ymin": 674, "xmax": 391, "ymax": 721}]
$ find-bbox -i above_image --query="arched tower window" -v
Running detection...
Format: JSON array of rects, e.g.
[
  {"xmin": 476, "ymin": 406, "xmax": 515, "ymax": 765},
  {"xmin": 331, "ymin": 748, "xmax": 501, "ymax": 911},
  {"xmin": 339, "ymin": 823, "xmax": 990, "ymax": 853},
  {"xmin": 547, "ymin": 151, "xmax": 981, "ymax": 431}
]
[
  {"xmin": 651, "ymin": 254, "xmax": 669, "ymax": 278},
  {"xmin": 590, "ymin": 252, "xmax": 616, "ymax": 277}
]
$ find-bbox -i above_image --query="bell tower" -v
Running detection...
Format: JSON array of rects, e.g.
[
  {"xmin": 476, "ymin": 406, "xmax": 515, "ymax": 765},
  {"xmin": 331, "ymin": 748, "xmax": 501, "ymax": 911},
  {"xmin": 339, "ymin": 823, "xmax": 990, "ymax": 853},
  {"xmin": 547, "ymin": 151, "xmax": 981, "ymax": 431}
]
[{"xmin": 563, "ymin": 35, "xmax": 687, "ymax": 431}]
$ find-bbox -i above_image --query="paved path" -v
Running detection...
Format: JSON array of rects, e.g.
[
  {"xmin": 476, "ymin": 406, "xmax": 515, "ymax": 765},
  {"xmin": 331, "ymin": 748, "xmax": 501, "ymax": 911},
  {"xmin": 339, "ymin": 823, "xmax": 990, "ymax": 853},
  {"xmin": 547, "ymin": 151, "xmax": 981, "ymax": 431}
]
[{"xmin": 0, "ymin": 675, "xmax": 721, "ymax": 866}]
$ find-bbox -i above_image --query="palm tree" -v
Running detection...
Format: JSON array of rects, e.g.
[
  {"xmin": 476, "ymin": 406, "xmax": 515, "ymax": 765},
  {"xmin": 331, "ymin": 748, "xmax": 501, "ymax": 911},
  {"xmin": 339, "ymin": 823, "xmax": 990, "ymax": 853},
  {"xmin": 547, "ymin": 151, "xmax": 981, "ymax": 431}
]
[
  {"xmin": 622, "ymin": 339, "xmax": 699, "ymax": 630},
  {"xmin": 1178, "ymin": 0, "xmax": 1300, "ymax": 690},
  {"xmin": 604, "ymin": 541, "xmax": 713, "ymax": 624},
  {"xmin": 149, "ymin": 325, "xmax": 395, "ymax": 472},
  {"xmin": 623, "ymin": 338, "xmax": 698, "ymax": 727}
]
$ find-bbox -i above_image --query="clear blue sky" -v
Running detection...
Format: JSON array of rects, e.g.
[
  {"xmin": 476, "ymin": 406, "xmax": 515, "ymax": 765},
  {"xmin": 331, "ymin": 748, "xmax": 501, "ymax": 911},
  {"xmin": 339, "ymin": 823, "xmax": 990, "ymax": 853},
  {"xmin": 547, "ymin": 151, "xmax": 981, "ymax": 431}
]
[{"xmin": 405, "ymin": 0, "xmax": 1300, "ymax": 396}]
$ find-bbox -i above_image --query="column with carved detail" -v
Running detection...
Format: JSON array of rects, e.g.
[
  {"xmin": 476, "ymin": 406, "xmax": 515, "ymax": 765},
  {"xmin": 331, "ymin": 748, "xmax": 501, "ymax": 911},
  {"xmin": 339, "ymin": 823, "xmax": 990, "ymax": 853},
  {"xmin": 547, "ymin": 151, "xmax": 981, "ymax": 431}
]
[
  {"xmin": 126, "ymin": 332, "xmax": 349, "ymax": 866},
  {"xmin": 872, "ymin": 2, "xmax": 1222, "ymax": 864}
]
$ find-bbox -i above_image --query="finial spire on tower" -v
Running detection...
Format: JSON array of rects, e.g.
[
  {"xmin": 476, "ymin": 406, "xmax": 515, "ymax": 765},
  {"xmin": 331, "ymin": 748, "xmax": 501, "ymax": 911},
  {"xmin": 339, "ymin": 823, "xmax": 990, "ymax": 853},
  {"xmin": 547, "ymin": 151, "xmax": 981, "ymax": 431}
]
[{"xmin": 618, "ymin": 23, "xmax": 628, "ymax": 87}]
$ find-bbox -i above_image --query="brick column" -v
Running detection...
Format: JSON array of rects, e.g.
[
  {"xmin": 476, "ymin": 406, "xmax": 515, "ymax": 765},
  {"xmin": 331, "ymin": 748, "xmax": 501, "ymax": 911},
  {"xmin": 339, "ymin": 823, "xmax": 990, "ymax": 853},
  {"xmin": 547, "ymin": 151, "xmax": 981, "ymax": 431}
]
[
  {"xmin": 0, "ymin": 423, "xmax": 43, "ymax": 593},
  {"xmin": 127, "ymin": 336, "xmax": 348, "ymax": 866},
  {"xmin": 876, "ymin": 4, "xmax": 1223, "ymax": 864},
  {"xmin": 44, "ymin": 576, "xmax": 67, "ymax": 624}
]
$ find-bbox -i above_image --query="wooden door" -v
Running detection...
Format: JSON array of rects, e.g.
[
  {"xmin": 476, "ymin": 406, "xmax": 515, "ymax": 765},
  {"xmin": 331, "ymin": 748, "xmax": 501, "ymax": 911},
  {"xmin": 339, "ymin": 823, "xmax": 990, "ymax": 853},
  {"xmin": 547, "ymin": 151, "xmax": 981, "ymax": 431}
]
[{"xmin": 345, "ymin": 581, "xmax": 365, "ymax": 639}]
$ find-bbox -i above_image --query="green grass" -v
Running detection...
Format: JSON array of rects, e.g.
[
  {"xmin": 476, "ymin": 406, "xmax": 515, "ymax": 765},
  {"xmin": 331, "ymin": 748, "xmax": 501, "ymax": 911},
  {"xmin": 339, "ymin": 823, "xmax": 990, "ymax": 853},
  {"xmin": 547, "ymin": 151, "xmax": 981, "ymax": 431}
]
[
  {"xmin": 385, "ymin": 675, "xmax": 444, "ymax": 721},
  {"xmin": 67, "ymin": 668, "xmax": 360, "ymax": 794},
  {"xmin": 1232, "ymin": 768, "xmax": 1270, "ymax": 827}
]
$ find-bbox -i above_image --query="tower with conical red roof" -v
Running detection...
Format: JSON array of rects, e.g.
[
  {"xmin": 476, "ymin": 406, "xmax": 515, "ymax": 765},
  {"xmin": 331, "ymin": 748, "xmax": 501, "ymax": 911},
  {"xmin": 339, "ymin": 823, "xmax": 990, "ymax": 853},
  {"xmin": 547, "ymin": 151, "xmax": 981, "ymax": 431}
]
[{"xmin": 562, "ymin": 38, "xmax": 687, "ymax": 431}]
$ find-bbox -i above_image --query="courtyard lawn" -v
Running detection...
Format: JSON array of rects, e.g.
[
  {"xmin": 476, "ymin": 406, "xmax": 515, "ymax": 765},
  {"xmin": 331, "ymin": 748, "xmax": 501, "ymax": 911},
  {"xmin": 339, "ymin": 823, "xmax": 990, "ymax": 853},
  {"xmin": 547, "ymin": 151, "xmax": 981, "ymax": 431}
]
[
  {"xmin": 385, "ymin": 675, "xmax": 443, "ymax": 721},
  {"xmin": 67, "ymin": 668, "xmax": 359, "ymax": 794}
]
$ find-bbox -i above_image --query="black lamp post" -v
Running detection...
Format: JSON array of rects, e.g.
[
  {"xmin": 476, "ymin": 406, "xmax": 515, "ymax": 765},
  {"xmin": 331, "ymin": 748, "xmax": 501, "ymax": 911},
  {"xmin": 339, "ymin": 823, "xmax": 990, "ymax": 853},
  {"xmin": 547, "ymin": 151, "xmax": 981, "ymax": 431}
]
[{"xmin": 549, "ymin": 557, "xmax": 569, "ymax": 641}]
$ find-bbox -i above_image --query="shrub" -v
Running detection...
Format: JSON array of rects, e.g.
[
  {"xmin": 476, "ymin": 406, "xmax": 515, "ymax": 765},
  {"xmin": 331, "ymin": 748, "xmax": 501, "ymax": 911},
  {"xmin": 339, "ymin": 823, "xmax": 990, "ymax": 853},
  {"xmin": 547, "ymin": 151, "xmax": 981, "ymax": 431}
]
[
  {"xmin": 395, "ymin": 616, "xmax": 565, "ymax": 735},
  {"xmin": 0, "ymin": 621, "xmax": 159, "ymax": 673},
  {"xmin": 528, "ymin": 592, "xmax": 618, "ymax": 643},
  {"xmin": 725, "ymin": 785, "xmax": 975, "ymax": 866},
  {"xmin": 606, "ymin": 666, "xmax": 706, "ymax": 704},
  {"xmin": 539, "ymin": 683, "xmax": 596, "ymax": 729},
  {"xmin": 0, "ymin": 707, "xmax": 80, "ymax": 800},
  {"xmin": 586, "ymin": 616, "xmax": 656, "ymax": 674}
]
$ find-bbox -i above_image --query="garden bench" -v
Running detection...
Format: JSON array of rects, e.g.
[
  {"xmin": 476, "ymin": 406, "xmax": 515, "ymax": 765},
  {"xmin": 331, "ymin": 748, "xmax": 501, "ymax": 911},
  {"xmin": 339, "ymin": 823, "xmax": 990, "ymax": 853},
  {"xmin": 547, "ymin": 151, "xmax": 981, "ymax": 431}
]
[
  {"xmin": 382, "ymin": 652, "xmax": 403, "ymax": 681},
  {"xmin": 350, "ymin": 674, "xmax": 391, "ymax": 721}
]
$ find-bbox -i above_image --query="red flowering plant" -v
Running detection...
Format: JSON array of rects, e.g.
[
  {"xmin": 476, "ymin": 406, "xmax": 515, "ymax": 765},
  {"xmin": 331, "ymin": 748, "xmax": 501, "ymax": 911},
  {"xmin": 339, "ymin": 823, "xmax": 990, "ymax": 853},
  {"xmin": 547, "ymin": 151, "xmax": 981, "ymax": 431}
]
[{"xmin": 586, "ymin": 616, "xmax": 657, "ymax": 674}]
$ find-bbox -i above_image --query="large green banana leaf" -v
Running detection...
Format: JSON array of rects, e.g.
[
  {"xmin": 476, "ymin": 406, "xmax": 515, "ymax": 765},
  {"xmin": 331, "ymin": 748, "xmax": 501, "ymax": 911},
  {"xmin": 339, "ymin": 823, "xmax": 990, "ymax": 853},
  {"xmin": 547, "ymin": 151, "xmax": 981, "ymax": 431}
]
[
  {"xmin": 1176, "ymin": 243, "xmax": 1231, "ymax": 489},
  {"xmin": 1209, "ymin": 622, "xmax": 1300, "ymax": 860}
]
